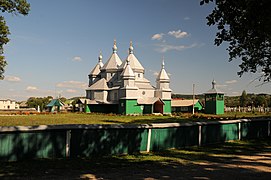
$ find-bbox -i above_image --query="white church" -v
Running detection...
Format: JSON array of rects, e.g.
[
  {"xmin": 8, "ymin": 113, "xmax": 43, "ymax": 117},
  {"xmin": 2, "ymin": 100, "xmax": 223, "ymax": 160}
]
[{"xmin": 85, "ymin": 40, "xmax": 171, "ymax": 115}]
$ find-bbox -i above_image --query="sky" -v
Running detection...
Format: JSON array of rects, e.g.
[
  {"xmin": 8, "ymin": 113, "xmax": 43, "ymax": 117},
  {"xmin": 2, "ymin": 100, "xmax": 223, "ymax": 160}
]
[{"xmin": 0, "ymin": 0, "xmax": 270, "ymax": 101}]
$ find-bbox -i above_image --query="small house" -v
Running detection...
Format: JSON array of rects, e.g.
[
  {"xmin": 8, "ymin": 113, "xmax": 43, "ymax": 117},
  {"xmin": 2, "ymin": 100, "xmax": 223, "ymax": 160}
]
[
  {"xmin": 204, "ymin": 80, "xmax": 224, "ymax": 114},
  {"xmin": 171, "ymin": 99, "xmax": 203, "ymax": 113},
  {"xmin": 46, "ymin": 99, "xmax": 65, "ymax": 112}
]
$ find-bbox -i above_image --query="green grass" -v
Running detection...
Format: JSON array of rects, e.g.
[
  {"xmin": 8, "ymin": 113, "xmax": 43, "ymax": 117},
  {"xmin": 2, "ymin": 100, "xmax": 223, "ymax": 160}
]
[{"xmin": 0, "ymin": 112, "xmax": 270, "ymax": 126}]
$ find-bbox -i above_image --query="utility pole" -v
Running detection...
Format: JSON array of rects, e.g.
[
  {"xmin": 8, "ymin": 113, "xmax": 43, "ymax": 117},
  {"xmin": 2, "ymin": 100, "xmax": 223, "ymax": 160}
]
[{"xmin": 192, "ymin": 84, "xmax": 195, "ymax": 115}]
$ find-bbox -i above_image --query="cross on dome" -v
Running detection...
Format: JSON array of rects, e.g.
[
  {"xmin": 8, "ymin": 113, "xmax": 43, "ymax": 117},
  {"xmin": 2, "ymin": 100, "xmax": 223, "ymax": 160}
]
[
  {"xmin": 212, "ymin": 79, "xmax": 216, "ymax": 89},
  {"xmin": 162, "ymin": 56, "xmax": 165, "ymax": 69},
  {"xmin": 129, "ymin": 40, "xmax": 134, "ymax": 54},
  {"xmin": 113, "ymin": 39, "xmax": 117, "ymax": 53},
  {"xmin": 98, "ymin": 51, "xmax": 102, "ymax": 62}
]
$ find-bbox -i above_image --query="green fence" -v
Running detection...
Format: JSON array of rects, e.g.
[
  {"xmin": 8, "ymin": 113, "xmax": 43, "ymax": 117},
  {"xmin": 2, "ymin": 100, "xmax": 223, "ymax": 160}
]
[
  {"xmin": 70, "ymin": 128, "xmax": 148, "ymax": 157},
  {"xmin": 0, "ymin": 119, "xmax": 270, "ymax": 161},
  {"xmin": 0, "ymin": 130, "xmax": 66, "ymax": 161},
  {"xmin": 201, "ymin": 123, "xmax": 239, "ymax": 144},
  {"xmin": 150, "ymin": 126, "xmax": 199, "ymax": 151},
  {"xmin": 241, "ymin": 121, "xmax": 269, "ymax": 139}
]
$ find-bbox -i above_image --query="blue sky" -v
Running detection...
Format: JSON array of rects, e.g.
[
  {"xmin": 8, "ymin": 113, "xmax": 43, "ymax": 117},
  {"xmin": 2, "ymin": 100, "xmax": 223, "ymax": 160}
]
[{"xmin": 0, "ymin": 0, "xmax": 270, "ymax": 101}]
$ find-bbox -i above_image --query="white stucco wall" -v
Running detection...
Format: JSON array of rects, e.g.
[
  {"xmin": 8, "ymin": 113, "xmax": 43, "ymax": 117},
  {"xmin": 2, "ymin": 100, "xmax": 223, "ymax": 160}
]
[{"xmin": 0, "ymin": 100, "xmax": 19, "ymax": 110}]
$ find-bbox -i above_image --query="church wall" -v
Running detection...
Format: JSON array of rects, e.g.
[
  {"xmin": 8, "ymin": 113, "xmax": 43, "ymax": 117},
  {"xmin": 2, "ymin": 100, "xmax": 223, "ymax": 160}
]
[
  {"xmin": 159, "ymin": 83, "xmax": 169, "ymax": 90},
  {"xmin": 94, "ymin": 91, "xmax": 108, "ymax": 102},
  {"xmin": 123, "ymin": 78, "xmax": 135, "ymax": 87},
  {"xmin": 154, "ymin": 91, "xmax": 162, "ymax": 99},
  {"xmin": 216, "ymin": 100, "xmax": 224, "ymax": 114},
  {"xmin": 205, "ymin": 94, "xmax": 224, "ymax": 115},
  {"xmin": 119, "ymin": 99, "xmax": 143, "ymax": 115},
  {"xmin": 87, "ymin": 104, "xmax": 118, "ymax": 113},
  {"xmin": 161, "ymin": 91, "xmax": 172, "ymax": 100},
  {"xmin": 126, "ymin": 91, "xmax": 138, "ymax": 99},
  {"xmin": 137, "ymin": 89, "xmax": 154, "ymax": 98},
  {"xmin": 163, "ymin": 100, "xmax": 171, "ymax": 114},
  {"xmin": 134, "ymin": 73, "xmax": 143, "ymax": 80},
  {"xmin": 155, "ymin": 90, "xmax": 171, "ymax": 100},
  {"xmin": 108, "ymin": 90, "xmax": 119, "ymax": 101},
  {"xmin": 119, "ymin": 88, "xmax": 138, "ymax": 99},
  {"xmin": 86, "ymin": 90, "xmax": 92, "ymax": 99}
]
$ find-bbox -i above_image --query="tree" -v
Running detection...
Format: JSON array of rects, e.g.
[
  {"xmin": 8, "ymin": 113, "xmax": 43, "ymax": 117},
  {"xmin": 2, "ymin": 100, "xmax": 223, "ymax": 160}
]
[
  {"xmin": 240, "ymin": 90, "xmax": 248, "ymax": 107},
  {"xmin": 26, "ymin": 96, "xmax": 53, "ymax": 112},
  {"xmin": 254, "ymin": 95, "xmax": 267, "ymax": 107},
  {"xmin": 200, "ymin": 0, "xmax": 271, "ymax": 82},
  {"xmin": 0, "ymin": 0, "xmax": 30, "ymax": 79}
]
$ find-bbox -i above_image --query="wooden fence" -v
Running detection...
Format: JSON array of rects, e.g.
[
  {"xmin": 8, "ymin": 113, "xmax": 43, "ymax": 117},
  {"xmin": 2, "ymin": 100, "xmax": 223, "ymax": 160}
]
[{"xmin": 0, "ymin": 118, "xmax": 270, "ymax": 161}]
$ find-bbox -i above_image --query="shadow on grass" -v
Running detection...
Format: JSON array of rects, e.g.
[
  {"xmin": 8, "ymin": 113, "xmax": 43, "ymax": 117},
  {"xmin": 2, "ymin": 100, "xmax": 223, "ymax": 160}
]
[
  {"xmin": 127, "ymin": 117, "xmax": 196, "ymax": 124},
  {"xmin": 1, "ymin": 139, "xmax": 271, "ymax": 179}
]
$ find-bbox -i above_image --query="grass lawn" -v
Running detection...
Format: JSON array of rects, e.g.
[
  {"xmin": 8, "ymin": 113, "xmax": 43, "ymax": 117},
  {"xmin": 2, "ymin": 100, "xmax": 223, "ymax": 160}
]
[
  {"xmin": 0, "ymin": 112, "xmax": 270, "ymax": 126},
  {"xmin": 0, "ymin": 139, "xmax": 271, "ymax": 179}
]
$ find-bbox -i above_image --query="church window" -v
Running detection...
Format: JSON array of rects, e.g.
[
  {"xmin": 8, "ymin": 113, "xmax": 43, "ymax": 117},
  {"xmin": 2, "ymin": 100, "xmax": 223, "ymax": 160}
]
[
  {"xmin": 217, "ymin": 94, "xmax": 224, "ymax": 101},
  {"xmin": 138, "ymin": 73, "xmax": 140, "ymax": 78}
]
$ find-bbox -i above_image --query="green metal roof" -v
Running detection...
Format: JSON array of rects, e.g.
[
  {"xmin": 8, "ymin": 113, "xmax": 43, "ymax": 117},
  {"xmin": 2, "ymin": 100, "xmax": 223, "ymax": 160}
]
[{"xmin": 46, "ymin": 99, "xmax": 64, "ymax": 107}]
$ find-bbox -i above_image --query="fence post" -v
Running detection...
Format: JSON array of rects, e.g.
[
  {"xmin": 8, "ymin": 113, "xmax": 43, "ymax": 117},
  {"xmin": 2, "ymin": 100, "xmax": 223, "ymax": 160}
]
[
  {"xmin": 238, "ymin": 122, "xmax": 241, "ymax": 140},
  {"xmin": 268, "ymin": 121, "xmax": 270, "ymax": 137},
  {"xmin": 146, "ymin": 128, "xmax": 152, "ymax": 152},
  {"xmin": 66, "ymin": 130, "xmax": 71, "ymax": 158},
  {"xmin": 198, "ymin": 125, "xmax": 202, "ymax": 146}
]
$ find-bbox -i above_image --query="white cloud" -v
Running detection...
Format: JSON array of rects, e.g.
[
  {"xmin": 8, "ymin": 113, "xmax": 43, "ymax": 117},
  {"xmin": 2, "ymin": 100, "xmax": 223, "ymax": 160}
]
[
  {"xmin": 26, "ymin": 86, "xmax": 38, "ymax": 92},
  {"xmin": 155, "ymin": 43, "xmax": 197, "ymax": 53},
  {"xmin": 151, "ymin": 33, "xmax": 164, "ymax": 40},
  {"xmin": 168, "ymin": 30, "xmax": 188, "ymax": 39},
  {"xmin": 56, "ymin": 81, "xmax": 87, "ymax": 89},
  {"xmin": 72, "ymin": 56, "xmax": 82, "ymax": 62},
  {"xmin": 4, "ymin": 75, "xmax": 21, "ymax": 82},
  {"xmin": 231, "ymin": 92, "xmax": 240, "ymax": 95},
  {"xmin": 66, "ymin": 89, "xmax": 77, "ymax": 93},
  {"xmin": 184, "ymin": 17, "xmax": 190, "ymax": 20},
  {"xmin": 225, "ymin": 80, "xmax": 238, "ymax": 84},
  {"xmin": 216, "ymin": 84, "xmax": 228, "ymax": 88},
  {"xmin": 148, "ymin": 69, "xmax": 159, "ymax": 76},
  {"xmin": 149, "ymin": 69, "xmax": 171, "ymax": 77}
]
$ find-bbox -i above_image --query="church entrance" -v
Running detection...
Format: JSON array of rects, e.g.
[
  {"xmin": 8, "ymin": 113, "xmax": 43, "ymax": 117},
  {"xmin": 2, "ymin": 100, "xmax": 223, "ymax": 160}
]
[{"xmin": 153, "ymin": 100, "xmax": 164, "ymax": 114}]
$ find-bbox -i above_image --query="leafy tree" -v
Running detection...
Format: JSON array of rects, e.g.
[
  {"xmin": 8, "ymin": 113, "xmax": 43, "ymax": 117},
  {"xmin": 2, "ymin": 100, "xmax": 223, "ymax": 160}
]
[
  {"xmin": 240, "ymin": 90, "xmax": 248, "ymax": 107},
  {"xmin": 0, "ymin": 0, "xmax": 30, "ymax": 79},
  {"xmin": 254, "ymin": 95, "xmax": 267, "ymax": 107},
  {"xmin": 224, "ymin": 96, "xmax": 239, "ymax": 107},
  {"xmin": 59, "ymin": 97, "xmax": 67, "ymax": 103},
  {"xmin": 26, "ymin": 96, "xmax": 53, "ymax": 112},
  {"xmin": 200, "ymin": 0, "xmax": 271, "ymax": 82}
]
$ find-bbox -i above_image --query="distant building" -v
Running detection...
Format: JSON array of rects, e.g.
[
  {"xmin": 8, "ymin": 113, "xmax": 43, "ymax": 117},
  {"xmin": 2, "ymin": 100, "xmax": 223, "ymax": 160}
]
[
  {"xmin": 171, "ymin": 99, "xmax": 203, "ymax": 113},
  {"xmin": 204, "ymin": 80, "xmax": 224, "ymax": 114},
  {"xmin": 19, "ymin": 101, "xmax": 29, "ymax": 109},
  {"xmin": 85, "ymin": 40, "xmax": 172, "ymax": 115},
  {"xmin": 0, "ymin": 99, "xmax": 19, "ymax": 110},
  {"xmin": 46, "ymin": 99, "xmax": 65, "ymax": 112}
]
